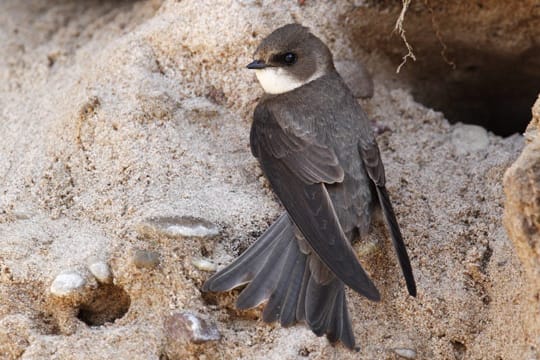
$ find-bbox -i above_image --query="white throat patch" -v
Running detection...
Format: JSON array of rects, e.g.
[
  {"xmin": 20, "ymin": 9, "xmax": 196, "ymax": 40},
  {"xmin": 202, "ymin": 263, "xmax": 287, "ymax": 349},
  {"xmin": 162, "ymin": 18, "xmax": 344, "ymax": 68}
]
[{"xmin": 255, "ymin": 67, "xmax": 324, "ymax": 94}]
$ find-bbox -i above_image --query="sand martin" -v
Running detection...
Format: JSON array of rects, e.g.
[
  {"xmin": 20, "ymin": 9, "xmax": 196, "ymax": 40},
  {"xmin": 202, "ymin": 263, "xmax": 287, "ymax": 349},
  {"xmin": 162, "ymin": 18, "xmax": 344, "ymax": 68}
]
[{"xmin": 203, "ymin": 24, "xmax": 416, "ymax": 349}]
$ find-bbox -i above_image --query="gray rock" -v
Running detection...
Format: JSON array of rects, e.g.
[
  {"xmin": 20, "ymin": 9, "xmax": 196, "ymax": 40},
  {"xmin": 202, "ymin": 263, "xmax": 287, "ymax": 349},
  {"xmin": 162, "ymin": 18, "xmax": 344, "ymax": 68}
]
[
  {"xmin": 132, "ymin": 250, "xmax": 160, "ymax": 269},
  {"xmin": 165, "ymin": 311, "xmax": 221, "ymax": 344},
  {"xmin": 451, "ymin": 123, "xmax": 490, "ymax": 154}
]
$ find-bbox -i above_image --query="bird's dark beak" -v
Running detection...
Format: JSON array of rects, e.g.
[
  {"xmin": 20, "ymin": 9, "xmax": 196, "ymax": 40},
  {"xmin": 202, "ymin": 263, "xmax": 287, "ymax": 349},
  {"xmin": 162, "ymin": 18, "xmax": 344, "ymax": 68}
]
[{"xmin": 246, "ymin": 60, "xmax": 267, "ymax": 69}]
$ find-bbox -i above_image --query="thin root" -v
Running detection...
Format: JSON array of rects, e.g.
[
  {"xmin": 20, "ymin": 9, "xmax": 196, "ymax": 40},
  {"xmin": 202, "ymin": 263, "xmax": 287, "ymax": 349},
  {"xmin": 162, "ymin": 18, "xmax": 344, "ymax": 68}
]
[{"xmin": 394, "ymin": 0, "xmax": 416, "ymax": 73}]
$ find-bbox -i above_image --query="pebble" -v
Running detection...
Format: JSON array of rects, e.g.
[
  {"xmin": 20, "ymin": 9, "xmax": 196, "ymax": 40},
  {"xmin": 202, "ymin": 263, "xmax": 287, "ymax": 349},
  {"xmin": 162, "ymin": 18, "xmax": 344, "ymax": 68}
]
[
  {"xmin": 132, "ymin": 249, "xmax": 160, "ymax": 269},
  {"xmin": 451, "ymin": 123, "xmax": 489, "ymax": 154},
  {"xmin": 191, "ymin": 257, "xmax": 217, "ymax": 272},
  {"xmin": 12, "ymin": 210, "xmax": 33, "ymax": 220},
  {"xmin": 335, "ymin": 59, "xmax": 374, "ymax": 99},
  {"xmin": 50, "ymin": 271, "xmax": 86, "ymax": 297},
  {"xmin": 88, "ymin": 261, "xmax": 112, "ymax": 284},
  {"xmin": 392, "ymin": 348, "xmax": 417, "ymax": 359},
  {"xmin": 181, "ymin": 97, "xmax": 220, "ymax": 118},
  {"xmin": 165, "ymin": 311, "xmax": 221, "ymax": 344},
  {"xmin": 139, "ymin": 215, "xmax": 219, "ymax": 239},
  {"xmin": 237, "ymin": 0, "xmax": 260, "ymax": 6}
]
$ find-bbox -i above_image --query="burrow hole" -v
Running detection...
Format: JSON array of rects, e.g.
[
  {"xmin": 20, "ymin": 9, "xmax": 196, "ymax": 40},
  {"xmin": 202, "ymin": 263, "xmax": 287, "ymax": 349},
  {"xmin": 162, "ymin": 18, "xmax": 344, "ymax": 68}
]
[
  {"xmin": 76, "ymin": 284, "xmax": 131, "ymax": 326},
  {"xmin": 403, "ymin": 46, "xmax": 538, "ymax": 137},
  {"xmin": 348, "ymin": 2, "xmax": 540, "ymax": 137},
  {"xmin": 451, "ymin": 340, "xmax": 467, "ymax": 360}
]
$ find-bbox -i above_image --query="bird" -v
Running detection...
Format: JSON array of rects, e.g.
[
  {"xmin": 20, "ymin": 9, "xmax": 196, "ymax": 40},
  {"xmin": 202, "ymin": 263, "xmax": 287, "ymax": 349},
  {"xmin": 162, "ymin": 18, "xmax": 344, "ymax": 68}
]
[{"xmin": 202, "ymin": 23, "xmax": 416, "ymax": 350}]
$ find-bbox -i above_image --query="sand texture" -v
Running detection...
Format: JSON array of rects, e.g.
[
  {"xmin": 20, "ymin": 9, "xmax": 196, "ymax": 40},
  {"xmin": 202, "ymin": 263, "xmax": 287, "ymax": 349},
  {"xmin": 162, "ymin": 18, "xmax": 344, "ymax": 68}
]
[{"xmin": 0, "ymin": 1, "xmax": 537, "ymax": 359}]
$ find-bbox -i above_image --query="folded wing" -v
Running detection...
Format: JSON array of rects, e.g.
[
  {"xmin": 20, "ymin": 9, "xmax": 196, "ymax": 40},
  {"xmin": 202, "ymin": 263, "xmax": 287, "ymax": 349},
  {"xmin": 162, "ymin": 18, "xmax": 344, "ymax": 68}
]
[
  {"xmin": 359, "ymin": 138, "xmax": 417, "ymax": 297},
  {"xmin": 251, "ymin": 104, "xmax": 380, "ymax": 301}
]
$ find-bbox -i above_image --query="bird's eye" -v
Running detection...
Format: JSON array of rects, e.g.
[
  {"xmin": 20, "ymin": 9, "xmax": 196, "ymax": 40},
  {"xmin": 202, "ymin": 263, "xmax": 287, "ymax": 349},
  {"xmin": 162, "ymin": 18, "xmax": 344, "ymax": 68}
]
[{"xmin": 283, "ymin": 52, "xmax": 297, "ymax": 65}]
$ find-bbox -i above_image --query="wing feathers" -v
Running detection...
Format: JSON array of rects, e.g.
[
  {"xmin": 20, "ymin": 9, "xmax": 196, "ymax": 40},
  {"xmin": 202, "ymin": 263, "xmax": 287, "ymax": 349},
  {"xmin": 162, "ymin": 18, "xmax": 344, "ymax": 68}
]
[
  {"xmin": 202, "ymin": 213, "xmax": 291, "ymax": 292},
  {"xmin": 252, "ymin": 105, "xmax": 344, "ymax": 184},
  {"xmin": 252, "ymin": 102, "xmax": 380, "ymax": 301},
  {"xmin": 359, "ymin": 142, "xmax": 417, "ymax": 297},
  {"xmin": 258, "ymin": 147, "xmax": 381, "ymax": 301},
  {"xmin": 375, "ymin": 186, "xmax": 417, "ymax": 297}
]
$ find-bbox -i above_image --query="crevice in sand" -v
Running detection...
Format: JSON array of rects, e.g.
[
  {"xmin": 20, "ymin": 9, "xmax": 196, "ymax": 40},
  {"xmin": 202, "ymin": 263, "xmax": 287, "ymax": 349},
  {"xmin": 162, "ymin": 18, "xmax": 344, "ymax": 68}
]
[{"xmin": 348, "ymin": 0, "xmax": 540, "ymax": 136}]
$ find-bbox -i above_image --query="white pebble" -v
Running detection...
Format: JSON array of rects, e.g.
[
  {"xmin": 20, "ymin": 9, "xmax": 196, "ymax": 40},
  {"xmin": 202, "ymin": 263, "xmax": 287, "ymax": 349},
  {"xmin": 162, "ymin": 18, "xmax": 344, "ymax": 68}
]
[
  {"xmin": 139, "ymin": 216, "xmax": 219, "ymax": 239},
  {"xmin": 451, "ymin": 123, "xmax": 489, "ymax": 154},
  {"xmin": 88, "ymin": 261, "xmax": 112, "ymax": 284},
  {"xmin": 50, "ymin": 272, "xmax": 86, "ymax": 297},
  {"xmin": 165, "ymin": 224, "xmax": 218, "ymax": 238},
  {"xmin": 393, "ymin": 348, "xmax": 417, "ymax": 359},
  {"xmin": 191, "ymin": 257, "xmax": 217, "ymax": 272}
]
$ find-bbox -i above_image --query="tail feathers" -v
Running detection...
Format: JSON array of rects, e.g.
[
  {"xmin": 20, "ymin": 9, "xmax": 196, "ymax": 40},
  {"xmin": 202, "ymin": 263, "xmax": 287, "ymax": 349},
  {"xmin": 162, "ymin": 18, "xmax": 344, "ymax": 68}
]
[
  {"xmin": 236, "ymin": 233, "xmax": 294, "ymax": 309},
  {"xmin": 202, "ymin": 213, "xmax": 356, "ymax": 349},
  {"xmin": 304, "ymin": 268, "xmax": 355, "ymax": 349},
  {"xmin": 202, "ymin": 213, "xmax": 291, "ymax": 293},
  {"xmin": 262, "ymin": 239, "xmax": 306, "ymax": 324}
]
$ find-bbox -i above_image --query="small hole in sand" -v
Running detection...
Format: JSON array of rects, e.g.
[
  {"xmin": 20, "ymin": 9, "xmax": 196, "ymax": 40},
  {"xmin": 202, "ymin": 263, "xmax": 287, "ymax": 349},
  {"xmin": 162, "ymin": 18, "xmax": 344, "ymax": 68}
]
[
  {"xmin": 76, "ymin": 284, "xmax": 131, "ymax": 326},
  {"xmin": 451, "ymin": 340, "xmax": 466, "ymax": 360}
]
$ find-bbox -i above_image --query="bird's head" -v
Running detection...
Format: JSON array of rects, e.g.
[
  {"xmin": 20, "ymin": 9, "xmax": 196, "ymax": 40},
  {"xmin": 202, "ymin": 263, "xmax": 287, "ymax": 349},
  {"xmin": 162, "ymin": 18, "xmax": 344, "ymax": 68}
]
[{"xmin": 247, "ymin": 24, "xmax": 334, "ymax": 95}]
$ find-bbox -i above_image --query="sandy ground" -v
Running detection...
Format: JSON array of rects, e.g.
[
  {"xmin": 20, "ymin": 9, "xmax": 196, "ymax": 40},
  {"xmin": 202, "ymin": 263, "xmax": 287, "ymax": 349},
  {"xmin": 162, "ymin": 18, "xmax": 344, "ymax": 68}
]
[{"xmin": 0, "ymin": 1, "xmax": 537, "ymax": 359}]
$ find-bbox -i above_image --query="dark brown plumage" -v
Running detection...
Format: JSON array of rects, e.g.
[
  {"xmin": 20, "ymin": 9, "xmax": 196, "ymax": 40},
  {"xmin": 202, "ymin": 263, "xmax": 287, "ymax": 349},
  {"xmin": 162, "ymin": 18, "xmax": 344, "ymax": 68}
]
[{"xmin": 203, "ymin": 23, "xmax": 416, "ymax": 350}]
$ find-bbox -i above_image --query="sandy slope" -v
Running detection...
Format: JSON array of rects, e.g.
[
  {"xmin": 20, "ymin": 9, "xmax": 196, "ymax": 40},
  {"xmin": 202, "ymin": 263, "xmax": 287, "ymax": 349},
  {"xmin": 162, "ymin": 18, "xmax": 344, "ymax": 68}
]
[{"xmin": 0, "ymin": 1, "xmax": 536, "ymax": 359}]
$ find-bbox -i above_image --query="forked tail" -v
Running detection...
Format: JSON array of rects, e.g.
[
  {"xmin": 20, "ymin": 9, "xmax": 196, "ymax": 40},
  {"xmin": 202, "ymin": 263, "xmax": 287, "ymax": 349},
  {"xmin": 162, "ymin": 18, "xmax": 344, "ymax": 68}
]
[{"xmin": 203, "ymin": 213, "xmax": 356, "ymax": 349}]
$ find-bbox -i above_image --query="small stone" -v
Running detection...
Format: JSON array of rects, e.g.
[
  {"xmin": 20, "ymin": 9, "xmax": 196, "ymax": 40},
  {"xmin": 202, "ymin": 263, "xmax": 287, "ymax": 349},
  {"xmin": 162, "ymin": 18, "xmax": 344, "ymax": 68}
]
[
  {"xmin": 335, "ymin": 59, "xmax": 374, "ymax": 99},
  {"xmin": 164, "ymin": 223, "xmax": 218, "ymax": 238},
  {"xmin": 191, "ymin": 257, "xmax": 217, "ymax": 272},
  {"xmin": 50, "ymin": 271, "xmax": 86, "ymax": 297},
  {"xmin": 12, "ymin": 210, "xmax": 33, "ymax": 220},
  {"xmin": 237, "ymin": 0, "xmax": 260, "ymax": 6},
  {"xmin": 165, "ymin": 311, "xmax": 221, "ymax": 344},
  {"xmin": 88, "ymin": 261, "xmax": 112, "ymax": 284},
  {"xmin": 138, "ymin": 215, "xmax": 219, "ymax": 239},
  {"xmin": 451, "ymin": 123, "xmax": 489, "ymax": 154},
  {"xmin": 181, "ymin": 97, "xmax": 220, "ymax": 118},
  {"xmin": 392, "ymin": 348, "xmax": 417, "ymax": 359},
  {"xmin": 132, "ymin": 249, "xmax": 160, "ymax": 269}
]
